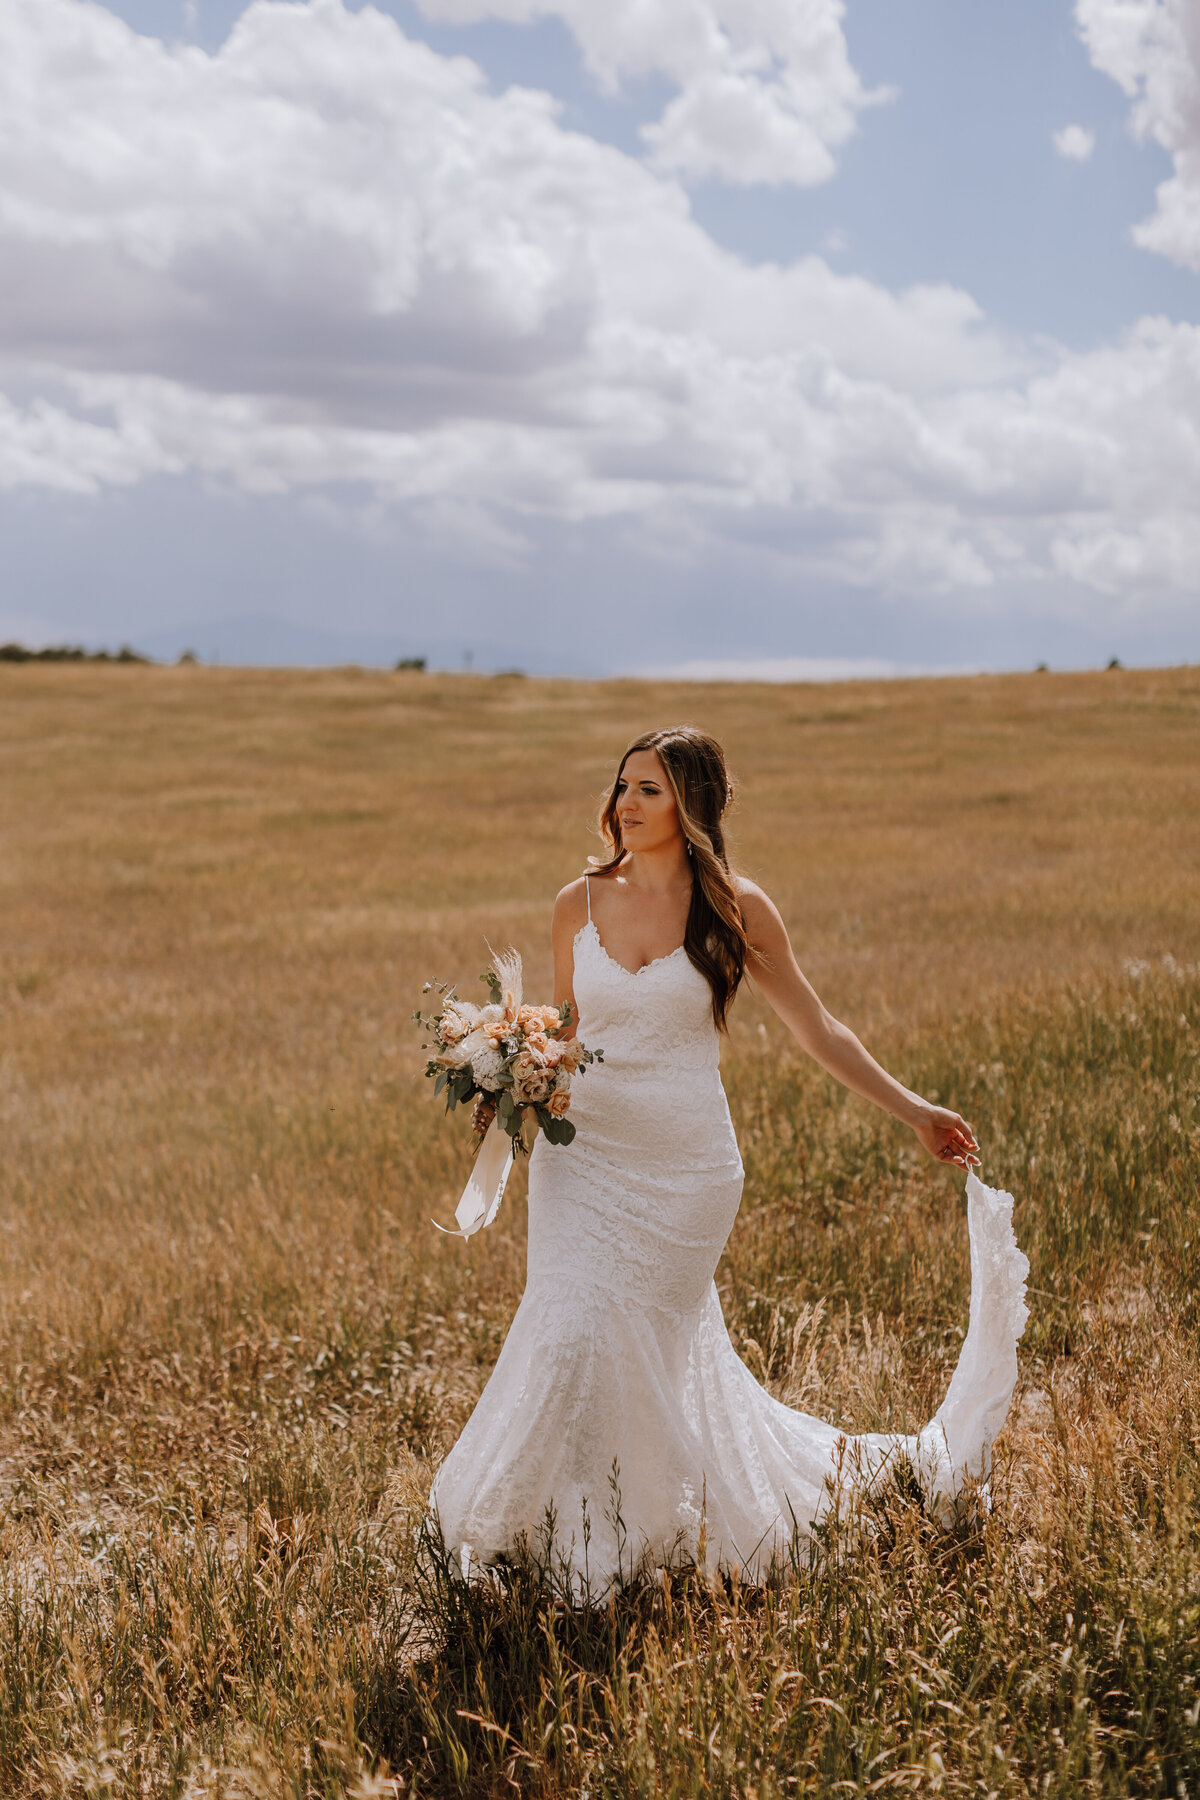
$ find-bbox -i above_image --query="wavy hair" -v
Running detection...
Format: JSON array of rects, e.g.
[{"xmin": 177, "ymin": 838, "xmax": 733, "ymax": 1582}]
[{"xmin": 591, "ymin": 726, "xmax": 747, "ymax": 1030}]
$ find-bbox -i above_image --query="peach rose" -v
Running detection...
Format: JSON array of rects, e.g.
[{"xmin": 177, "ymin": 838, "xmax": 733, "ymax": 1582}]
[
  {"xmin": 546, "ymin": 1090, "xmax": 571, "ymax": 1118},
  {"xmin": 554, "ymin": 1038, "xmax": 584, "ymax": 1072},
  {"xmin": 511, "ymin": 1050, "xmax": 554, "ymax": 1104},
  {"xmin": 517, "ymin": 1003, "xmax": 560, "ymax": 1034},
  {"xmin": 438, "ymin": 1007, "xmax": 470, "ymax": 1044}
]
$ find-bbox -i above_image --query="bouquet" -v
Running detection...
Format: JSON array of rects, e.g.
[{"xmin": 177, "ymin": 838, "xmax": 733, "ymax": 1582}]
[{"xmin": 415, "ymin": 948, "xmax": 602, "ymax": 1237}]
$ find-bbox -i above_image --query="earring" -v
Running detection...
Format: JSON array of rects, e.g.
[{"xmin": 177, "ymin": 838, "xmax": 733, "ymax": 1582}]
[{"xmin": 686, "ymin": 842, "xmax": 693, "ymax": 858}]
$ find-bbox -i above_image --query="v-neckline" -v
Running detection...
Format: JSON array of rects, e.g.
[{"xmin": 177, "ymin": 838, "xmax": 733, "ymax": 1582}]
[{"xmin": 578, "ymin": 918, "xmax": 687, "ymax": 979}]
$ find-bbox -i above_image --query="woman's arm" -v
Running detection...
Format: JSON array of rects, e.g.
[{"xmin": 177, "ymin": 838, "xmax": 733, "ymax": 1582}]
[
  {"xmin": 739, "ymin": 881, "xmax": 979, "ymax": 1172},
  {"xmin": 551, "ymin": 878, "xmax": 590, "ymax": 1030}
]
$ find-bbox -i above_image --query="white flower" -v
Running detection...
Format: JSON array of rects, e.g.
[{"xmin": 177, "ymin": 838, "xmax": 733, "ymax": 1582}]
[
  {"xmin": 475, "ymin": 1055, "xmax": 507, "ymax": 1092},
  {"xmin": 465, "ymin": 1034, "xmax": 507, "ymax": 1091}
]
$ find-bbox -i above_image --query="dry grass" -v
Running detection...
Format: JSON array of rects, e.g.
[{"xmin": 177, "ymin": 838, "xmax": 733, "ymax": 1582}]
[{"xmin": 0, "ymin": 661, "xmax": 1197, "ymax": 1797}]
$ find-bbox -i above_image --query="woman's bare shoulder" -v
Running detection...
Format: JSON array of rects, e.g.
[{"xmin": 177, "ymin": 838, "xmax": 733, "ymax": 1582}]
[
  {"xmin": 733, "ymin": 877, "xmax": 787, "ymax": 943},
  {"xmin": 557, "ymin": 863, "xmax": 622, "ymax": 902},
  {"xmin": 733, "ymin": 875, "xmax": 777, "ymax": 915},
  {"xmin": 553, "ymin": 875, "xmax": 592, "ymax": 927}
]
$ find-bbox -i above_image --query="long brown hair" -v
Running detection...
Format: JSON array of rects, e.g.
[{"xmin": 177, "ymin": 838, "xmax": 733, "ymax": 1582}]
[{"xmin": 592, "ymin": 726, "xmax": 747, "ymax": 1030}]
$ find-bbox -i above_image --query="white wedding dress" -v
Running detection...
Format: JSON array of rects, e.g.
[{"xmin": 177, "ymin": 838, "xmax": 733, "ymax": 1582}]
[{"xmin": 431, "ymin": 895, "xmax": 1029, "ymax": 1587}]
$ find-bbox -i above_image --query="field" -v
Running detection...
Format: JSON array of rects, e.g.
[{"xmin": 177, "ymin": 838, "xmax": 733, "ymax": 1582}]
[{"xmin": 1, "ymin": 662, "xmax": 1198, "ymax": 1798}]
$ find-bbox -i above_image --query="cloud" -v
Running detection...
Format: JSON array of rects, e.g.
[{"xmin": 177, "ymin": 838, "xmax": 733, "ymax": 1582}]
[
  {"xmin": 413, "ymin": 0, "xmax": 891, "ymax": 187},
  {"xmin": 0, "ymin": 0, "xmax": 987, "ymax": 408},
  {"xmin": 1075, "ymin": 0, "xmax": 1200, "ymax": 270},
  {"xmin": 0, "ymin": 390, "xmax": 172, "ymax": 494},
  {"xmin": 1053, "ymin": 123, "xmax": 1096, "ymax": 160},
  {"xmin": 0, "ymin": 0, "xmax": 1197, "ymax": 620}
]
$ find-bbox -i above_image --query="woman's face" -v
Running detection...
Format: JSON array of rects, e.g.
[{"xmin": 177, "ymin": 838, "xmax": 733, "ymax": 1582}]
[{"xmin": 614, "ymin": 749, "xmax": 683, "ymax": 855}]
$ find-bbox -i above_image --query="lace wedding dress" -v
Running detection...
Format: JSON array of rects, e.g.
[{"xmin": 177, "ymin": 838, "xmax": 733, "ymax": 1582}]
[{"xmin": 431, "ymin": 894, "xmax": 1029, "ymax": 1586}]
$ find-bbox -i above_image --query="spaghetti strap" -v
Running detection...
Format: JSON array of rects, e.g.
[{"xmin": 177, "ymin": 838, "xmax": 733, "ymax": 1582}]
[{"xmin": 584, "ymin": 873, "xmax": 592, "ymax": 922}]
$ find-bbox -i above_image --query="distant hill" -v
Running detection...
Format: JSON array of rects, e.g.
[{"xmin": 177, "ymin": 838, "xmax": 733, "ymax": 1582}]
[{"xmin": 134, "ymin": 612, "xmax": 537, "ymax": 673}]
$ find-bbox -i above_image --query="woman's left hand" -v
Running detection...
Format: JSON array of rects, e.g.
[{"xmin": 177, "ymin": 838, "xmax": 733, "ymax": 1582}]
[{"xmin": 913, "ymin": 1105, "xmax": 980, "ymax": 1172}]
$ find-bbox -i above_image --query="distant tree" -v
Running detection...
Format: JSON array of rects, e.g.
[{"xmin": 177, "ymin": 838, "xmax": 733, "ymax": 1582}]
[
  {"xmin": 0, "ymin": 641, "xmax": 151, "ymax": 664},
  {"xmin": 395, "ymin": 656, "xmax": 427, "ymax": 671}
]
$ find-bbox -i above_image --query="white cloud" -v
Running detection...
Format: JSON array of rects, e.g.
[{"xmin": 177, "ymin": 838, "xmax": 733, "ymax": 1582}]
[
  {"xmin": 1075, "ymin": 0, "xmax": 1200, "ymax": 269},
  {"xmin": 0, "ymin": 0, "xmax": 1197, "ymax": 619},
  {"xmin": 0, "ymin": 0, "xmax": 983, "ymax": 405},
  {"xmin": 1053, "ymin": 123, "xmax": 1096, "ymax": 160},
  {"xmin": 0, "ymin": 390, "xmax": 173, "ymax": 493},
  {"xmin": 414, "ymin": 0, "xmax": 892, "ymax": 186}
]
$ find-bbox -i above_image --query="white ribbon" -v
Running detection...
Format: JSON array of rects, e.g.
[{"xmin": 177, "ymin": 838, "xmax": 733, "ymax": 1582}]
[
  {"xmin": 432, "ymin": 943, "xmax": 525, "ymax": 1239},
  {"xmin": 434, "ymin": 1122, "xmax": 515, "ymax": 1240}
]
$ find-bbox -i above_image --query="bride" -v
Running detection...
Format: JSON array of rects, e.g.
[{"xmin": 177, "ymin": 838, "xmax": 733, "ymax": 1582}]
[{"xmin": 431, "ymin": 725, "xmax": 1028, "ymax": 1586}]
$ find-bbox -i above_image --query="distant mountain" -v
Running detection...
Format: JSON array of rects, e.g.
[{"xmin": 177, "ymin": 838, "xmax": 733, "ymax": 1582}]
[{"xmin": 134, "ymin": 613, "xmax": 544, "ymax": 673}]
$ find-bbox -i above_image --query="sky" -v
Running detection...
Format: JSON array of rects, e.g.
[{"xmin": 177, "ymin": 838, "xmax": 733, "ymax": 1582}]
[{"xmin": 1, "ymin": 0, "xmax": 1198, "ymax": 676}]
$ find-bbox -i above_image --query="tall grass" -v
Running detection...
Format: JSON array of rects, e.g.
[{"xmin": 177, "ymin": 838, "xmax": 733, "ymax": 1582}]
[{"xmin": 0, "ymin": 663, "xmax": 1197, "ymax": 1795}]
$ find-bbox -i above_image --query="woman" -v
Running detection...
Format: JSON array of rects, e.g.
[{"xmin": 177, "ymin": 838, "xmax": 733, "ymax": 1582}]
[{"xmin": 432, "ymin": 726, "xmax": 1027, "ymax": 1586}]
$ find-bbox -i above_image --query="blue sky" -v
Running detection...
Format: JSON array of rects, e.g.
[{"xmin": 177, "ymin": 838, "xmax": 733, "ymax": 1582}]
[{"xmin": 2, "ymin": 0, "xmax": 1198, "ymax": 673}]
